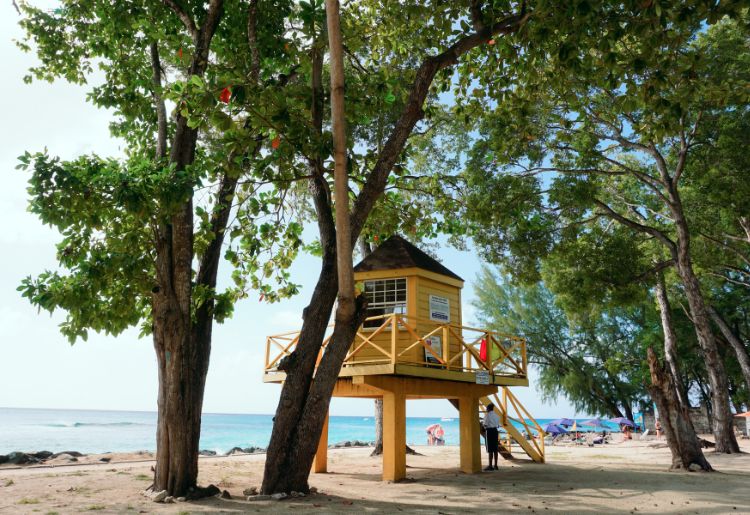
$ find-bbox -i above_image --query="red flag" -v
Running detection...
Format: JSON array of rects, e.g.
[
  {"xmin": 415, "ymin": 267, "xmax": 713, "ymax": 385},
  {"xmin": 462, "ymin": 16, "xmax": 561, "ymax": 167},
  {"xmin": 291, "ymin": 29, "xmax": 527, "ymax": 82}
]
[
  {"xmin": 479, "ymin": 338, "xmax": 488, "ymax": 361},
  {"xmin": 219, "ymin": 87, "xmax": 231, "ymax": 104}
]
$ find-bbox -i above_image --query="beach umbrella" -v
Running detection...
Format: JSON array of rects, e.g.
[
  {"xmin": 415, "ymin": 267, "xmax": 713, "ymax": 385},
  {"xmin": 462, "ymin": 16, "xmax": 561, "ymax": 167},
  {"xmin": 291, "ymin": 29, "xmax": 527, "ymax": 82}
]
[
  {"xmin": 582, "ymin": 418, "xmax": 607, "ymax": 429},
  {"xmin": 550, "ymin": 418, "xmax": 574, "ymax": 427},
  {"xmin": 544, "ymin": 423, "xmax": 568, "ymax": 435},
  {"xmin": 609, "ymin": 417, "xmax": 635, "ymax": 427}
]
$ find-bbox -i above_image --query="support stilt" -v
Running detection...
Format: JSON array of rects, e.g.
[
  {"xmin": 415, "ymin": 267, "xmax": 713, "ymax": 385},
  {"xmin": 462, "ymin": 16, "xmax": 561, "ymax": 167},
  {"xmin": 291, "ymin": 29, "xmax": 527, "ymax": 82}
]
[
  {"xmin": 313, "ymin": 410, "xmax": 329, "ymax": 473},
  {"xmin": 382, "ymin": 391, "xmax": 406, "ymax": 481},
  {"xmin": 459, "ymin": 396, "xmax": 481, "ymax": 473}
]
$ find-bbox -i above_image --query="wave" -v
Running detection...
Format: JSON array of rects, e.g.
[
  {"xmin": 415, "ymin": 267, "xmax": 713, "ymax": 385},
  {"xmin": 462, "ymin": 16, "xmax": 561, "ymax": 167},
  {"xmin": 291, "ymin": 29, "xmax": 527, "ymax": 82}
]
[{"xmin": 41, "ymin": 422, "xmax": 150, "ymax": 428}]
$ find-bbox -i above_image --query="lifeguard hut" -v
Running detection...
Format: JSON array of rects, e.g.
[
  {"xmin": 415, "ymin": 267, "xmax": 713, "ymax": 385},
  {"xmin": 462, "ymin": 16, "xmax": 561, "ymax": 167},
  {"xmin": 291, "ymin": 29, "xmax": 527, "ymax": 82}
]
[{"xmin": 263, "ymin": 236, "xmax": 544, "ymax": 480}]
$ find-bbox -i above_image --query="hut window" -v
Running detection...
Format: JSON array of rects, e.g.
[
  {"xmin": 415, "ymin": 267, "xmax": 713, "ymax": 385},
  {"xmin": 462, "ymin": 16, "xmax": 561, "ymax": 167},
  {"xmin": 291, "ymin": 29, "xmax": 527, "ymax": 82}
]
[{"xmin": 362, "ymin": 278, "xmax": 407, "ymax": 329}]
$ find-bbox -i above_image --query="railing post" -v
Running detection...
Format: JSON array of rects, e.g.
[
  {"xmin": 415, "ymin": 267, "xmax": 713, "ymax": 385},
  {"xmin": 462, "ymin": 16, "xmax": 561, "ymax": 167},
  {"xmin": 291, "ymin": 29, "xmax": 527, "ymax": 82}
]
[
  {"xmin": 264, "ymin": 337, "xmax": 270, "ymax": 371},
  {"xmin": 501, "ymin": 387, "xmax": 508, "ymax": 427},
  {"xmin": 521, "ymin": 338, "xmax": 527, "ymax": 376},
  {"xmin": 442, "ymin": 325, "xmax": 449, "ymax": 368},
  {"xmin": 391, "ymin": 314, "xmax": 398, "ymax": 365},
  {"xmin": 486, "ymin": 333, "xmax": 492, "ymax": 371}
]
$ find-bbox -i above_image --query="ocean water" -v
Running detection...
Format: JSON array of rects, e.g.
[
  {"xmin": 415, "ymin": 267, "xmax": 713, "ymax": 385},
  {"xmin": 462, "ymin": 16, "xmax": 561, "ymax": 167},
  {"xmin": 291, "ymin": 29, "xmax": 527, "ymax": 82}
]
[{"xmin": 0, "ymin": 407, "xmax": 620, "ymax": 455}]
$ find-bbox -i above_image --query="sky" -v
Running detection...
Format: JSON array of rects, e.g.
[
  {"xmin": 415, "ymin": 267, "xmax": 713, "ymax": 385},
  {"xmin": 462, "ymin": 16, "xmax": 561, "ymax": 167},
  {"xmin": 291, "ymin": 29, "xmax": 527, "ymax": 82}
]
[{"xmin": 0, "ymin": 2, "xmax": 583, "ymax": 419}]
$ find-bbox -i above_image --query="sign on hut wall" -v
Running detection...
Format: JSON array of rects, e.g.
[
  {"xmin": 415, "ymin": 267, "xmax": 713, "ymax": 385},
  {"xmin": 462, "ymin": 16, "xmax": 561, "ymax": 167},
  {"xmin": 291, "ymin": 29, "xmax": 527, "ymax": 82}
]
[
  {"xmin": 424, "ymin": 335, "xmax": 442, "ymax": 364},
  {"xmin": 429, "ymin": 295, "xmax": 450, "ymax": 323}
]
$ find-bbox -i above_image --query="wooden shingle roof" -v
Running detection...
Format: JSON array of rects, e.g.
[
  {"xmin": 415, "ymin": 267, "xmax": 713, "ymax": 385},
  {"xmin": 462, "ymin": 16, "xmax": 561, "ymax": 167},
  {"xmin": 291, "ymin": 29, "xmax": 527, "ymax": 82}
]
[{"xmin": 353, "ymin": 235, "xmax": 463, "ymax": 282}]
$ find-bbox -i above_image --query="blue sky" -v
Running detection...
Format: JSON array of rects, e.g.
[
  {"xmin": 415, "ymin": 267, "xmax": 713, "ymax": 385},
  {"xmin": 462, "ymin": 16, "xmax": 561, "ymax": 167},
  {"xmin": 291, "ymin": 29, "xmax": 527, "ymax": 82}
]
[{"xmin": 0, "ymin": 1, "xmax": 582, "ymax": 419}]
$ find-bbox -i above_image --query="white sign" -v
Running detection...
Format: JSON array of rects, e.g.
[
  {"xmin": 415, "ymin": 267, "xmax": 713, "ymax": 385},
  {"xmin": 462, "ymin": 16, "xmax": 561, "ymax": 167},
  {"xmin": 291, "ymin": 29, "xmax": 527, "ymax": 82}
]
[
  {"xmin": 429, "ymin": 295, "xmax": 450, "ymax": 323},
  {"xmin": 475, "ymin": 370, "xmax": 490, "ymax": 385},
  {"xmin": 424, "ymin": 335, "xmax": 442, "ymax": 364}
]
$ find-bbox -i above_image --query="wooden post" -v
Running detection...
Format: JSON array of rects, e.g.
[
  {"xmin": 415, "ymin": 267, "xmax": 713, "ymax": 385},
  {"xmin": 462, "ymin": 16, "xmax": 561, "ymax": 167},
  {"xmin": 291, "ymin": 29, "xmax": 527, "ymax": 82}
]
[
  {"xmin": 459, "ymin": 396, "xmax": 481, "ymax": 473},
  {"xmin": 391, "ymin": 314, "xmax": 398, "ymax": 364},
  {"xmin": 442, "ymin": 326, "xmax": 450, "ymax": 368},
  {"xmin": 313, "ymin": 410, "xmax": 329, "ymax": 473},
  {"xmin": 501, "ymin": 387, "xmax": 508, "ymax": 426},
  {"xmin": 382, "ymin": 391, "xmax": 406, "ymax": 481}
]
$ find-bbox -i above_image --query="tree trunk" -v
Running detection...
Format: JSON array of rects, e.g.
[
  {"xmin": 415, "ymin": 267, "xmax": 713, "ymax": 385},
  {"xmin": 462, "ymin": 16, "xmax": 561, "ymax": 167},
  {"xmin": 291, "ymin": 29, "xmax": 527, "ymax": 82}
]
[
  {"xmin": 668, "ymin": 189, "xmax": 739, "ymax": 453},
  {"xmin": 261, "ymin": 37, "xmax": 340, "ymax": 494},
  {"xmin": 149, "ymin": 1, "xmax": 225, "ymax": 496},
  {"xmin": 709, "ymin": 305, "xmax": 750, "ymax": 395},
  {"xmin": 674, "ymin": 243, "xmax": 739, "ymax": 453},
  {"xmin": 655, "ymin": 272, "xmax": 690, "ymax": 410},
  {"xmin": 273, "ymin": 296, "xmax": 369, "ymax": 493},
  {"xmin": 262, "ymin": 0, "xmax": 364, "ymax": 492},
  {"xmin": 647, "ymin": 348, "xmax": 713, "ymax": 471},
  {"xmin": 371, "ymin": 399, "xmax": 384, "ymax": 455},
  {"xmin": 624, "ymin": 404, "xmax": 634, "ymax": 425},
  {"xmin": 260, "ymin": 174, "xmax": 338, "ymax": 494}
]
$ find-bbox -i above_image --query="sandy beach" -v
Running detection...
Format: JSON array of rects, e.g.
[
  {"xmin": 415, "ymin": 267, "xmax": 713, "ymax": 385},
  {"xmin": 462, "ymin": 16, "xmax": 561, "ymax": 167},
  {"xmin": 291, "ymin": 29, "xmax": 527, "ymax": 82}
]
[{"xmin": 1, "ymin": 438, "xmax": 748, "ymax": 514}]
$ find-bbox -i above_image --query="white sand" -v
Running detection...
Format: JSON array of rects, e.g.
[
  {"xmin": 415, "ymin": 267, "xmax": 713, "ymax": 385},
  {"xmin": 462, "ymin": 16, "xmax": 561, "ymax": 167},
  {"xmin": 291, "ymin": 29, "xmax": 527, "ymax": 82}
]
[{"xmin": 1, "ymin": 438, "xmax": 749, "ymax": 514}]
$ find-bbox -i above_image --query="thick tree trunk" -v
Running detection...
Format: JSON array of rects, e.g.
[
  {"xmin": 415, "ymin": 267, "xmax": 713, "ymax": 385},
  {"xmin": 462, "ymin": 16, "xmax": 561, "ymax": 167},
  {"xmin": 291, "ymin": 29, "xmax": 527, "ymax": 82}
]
[
  {"xmin": 674, "ymin": 245, "xmax": 739, "ymax": 453},
  {"xmin": 655, "ymin": 272, "xmax": 690, "ymax": 409},
  {"xmin": 273, "ymin": 297, "xmax": 369, "ymax": 493},
  {"xmin": 709, "ymin": 305, "xmax": 750, "ymax": 395},
  {"xmin": 261, "ymin": 176, "xmax": 338, "ymax": 493},
  {"xmin": 647, "ymin": 348, "xmax": 713, "ymax": 471},
  {"xmin": 148, "ymin": 1, "xmax": 225, "ymax": 496}
]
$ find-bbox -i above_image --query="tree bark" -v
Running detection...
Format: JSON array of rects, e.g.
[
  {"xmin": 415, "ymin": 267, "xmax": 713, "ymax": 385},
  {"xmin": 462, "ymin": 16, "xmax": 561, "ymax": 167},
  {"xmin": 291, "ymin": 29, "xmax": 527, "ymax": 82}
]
[
  {"xmin": 655, "ymin": 272, "xmax": 690, "ymax": 410},
  {"xmin": 261, "ymin": 39, "xmax": 341, "ymax": 493},
  {"xmin": 709, "ymin": 305, "xmax": 750, "ymax": 395},
  {"xmin": 150, "ymin": 0, "xmax": 225, "ymax": 497},
  {"xmin": 672, "ymin": 212, "xmax": 739, "ymax": 453},
  {"xmin": 647, "ymin": 348, "xmax": 713, "ymax": 471}
]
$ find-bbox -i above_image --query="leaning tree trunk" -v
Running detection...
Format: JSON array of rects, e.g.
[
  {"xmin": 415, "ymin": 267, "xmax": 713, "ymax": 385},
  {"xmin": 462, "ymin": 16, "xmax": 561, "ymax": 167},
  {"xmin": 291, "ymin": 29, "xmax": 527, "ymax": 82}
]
[
  {"xmin": 709, "ymin": 305, "xmax": 750, "ymax": 395},
  {"xmin": 669, "ymin": 198, "xmax": 739, "ymax": 453},
  {"xmin": 647, "ymin": 348, "xmax": 713, "ymax": 471},
  {"xmin": 655, "ymin": 272, "xmax": 690, "ymax": 410}
]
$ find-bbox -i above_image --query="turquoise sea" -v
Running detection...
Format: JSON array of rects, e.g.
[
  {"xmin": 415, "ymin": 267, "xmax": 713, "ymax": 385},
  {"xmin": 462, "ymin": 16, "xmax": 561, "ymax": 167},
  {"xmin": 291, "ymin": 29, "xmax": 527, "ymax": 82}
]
[{"xmin": 0, "ymin": 407, "xmax": 621, "ymax": 455}]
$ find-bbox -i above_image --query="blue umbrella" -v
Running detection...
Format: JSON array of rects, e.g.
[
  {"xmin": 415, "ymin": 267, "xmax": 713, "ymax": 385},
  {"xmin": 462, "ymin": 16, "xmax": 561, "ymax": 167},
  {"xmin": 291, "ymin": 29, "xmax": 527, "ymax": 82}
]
[
  {"xmin": 582, "ymin": 418, "xmax": 607, "ymax": 429},
  {"xmin": 544, "ymin": 423, "xmax": 568, "ymax": 435},
  {"xmin": 550, "ymin": 418, "xmax": 574, "ymax": 427},
  {"xmin": 609, "ymin": 417, "xmax": 634, "ymax": 427}
]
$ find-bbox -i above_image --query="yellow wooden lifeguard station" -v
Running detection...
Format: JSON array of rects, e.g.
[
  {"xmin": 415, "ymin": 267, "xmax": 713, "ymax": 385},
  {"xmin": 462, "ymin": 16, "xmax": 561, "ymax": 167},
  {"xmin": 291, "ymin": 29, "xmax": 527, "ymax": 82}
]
[{"xmin": 263, "ymin": 235, "xmax": 544, "ymax": 481}]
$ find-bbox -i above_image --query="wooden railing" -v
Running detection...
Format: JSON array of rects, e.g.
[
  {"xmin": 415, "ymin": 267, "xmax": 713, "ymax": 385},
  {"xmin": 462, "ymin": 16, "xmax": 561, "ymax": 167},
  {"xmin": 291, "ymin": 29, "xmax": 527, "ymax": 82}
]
[{"xmin": 264, "ymin": 313, "xmax": 527, "ymax": 379}]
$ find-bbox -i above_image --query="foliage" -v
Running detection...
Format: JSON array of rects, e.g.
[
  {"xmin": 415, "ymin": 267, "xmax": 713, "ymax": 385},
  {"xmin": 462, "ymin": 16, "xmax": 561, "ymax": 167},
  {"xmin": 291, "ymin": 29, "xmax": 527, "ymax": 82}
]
[{"xmin": 474, "ymin": 266, "xmax": 650, "ymax": 417}]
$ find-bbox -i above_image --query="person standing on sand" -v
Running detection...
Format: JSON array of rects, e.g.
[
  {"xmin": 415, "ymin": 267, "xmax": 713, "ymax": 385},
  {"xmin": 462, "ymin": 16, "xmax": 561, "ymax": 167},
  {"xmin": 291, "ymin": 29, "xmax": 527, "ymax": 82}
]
[
  {"xmin": 655, "ymin": 419, "xmax": 662, "ymax": 439},
  {"xmin": 482, "ymin": 403, "xmax": 500, "ymax": 471}
]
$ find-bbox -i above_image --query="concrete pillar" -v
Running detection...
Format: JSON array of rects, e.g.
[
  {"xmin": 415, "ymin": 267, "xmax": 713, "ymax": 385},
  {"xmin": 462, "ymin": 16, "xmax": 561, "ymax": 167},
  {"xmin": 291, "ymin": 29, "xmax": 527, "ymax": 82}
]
[
  {"xmin": 459, "ymin": 396, "xmax": 481, "ymax": 473},
  {"xmin": 382, "ymin": 391, "xmax": 406, "ymax": 481},
  {"xmin": 313, "ymin": 410, "xmax": 329, "ymax": 473}
]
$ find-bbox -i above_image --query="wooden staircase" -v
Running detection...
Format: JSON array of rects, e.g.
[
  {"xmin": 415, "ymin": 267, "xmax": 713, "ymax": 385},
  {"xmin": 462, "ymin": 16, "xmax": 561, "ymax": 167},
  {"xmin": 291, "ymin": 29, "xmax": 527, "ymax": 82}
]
[{"xmin": 479, "ymin": 387, "xmax": 545, "ymax": 463}]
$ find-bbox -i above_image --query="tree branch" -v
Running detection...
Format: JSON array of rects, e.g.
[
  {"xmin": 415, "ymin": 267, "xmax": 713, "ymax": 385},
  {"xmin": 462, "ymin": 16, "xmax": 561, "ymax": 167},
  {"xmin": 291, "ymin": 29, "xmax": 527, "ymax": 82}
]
[
  {"xmin": 162, "ymin": 0, "xmax": 198, "ymax": 42},
  {"xmin": 247, "ymin": 0, "xmax": 260, "ymax": 84},
  {"xmin": 149, "ymin": 42, "xmax": 168, "ymax": 160},
  {"xmin": 593, "ymin": 199, "xmax": 676, "ymax": 253},
  {"xmin": 349, "ymin": 7, "xmax": 530, "ymax": 241}
]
